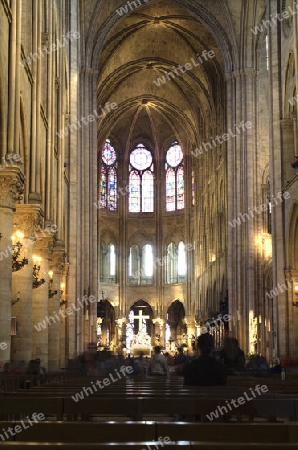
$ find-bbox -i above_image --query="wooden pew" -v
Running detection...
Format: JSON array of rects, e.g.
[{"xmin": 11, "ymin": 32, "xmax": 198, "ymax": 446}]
[
  {"xmin": 0, "ymin": 444, "xmax": 297, "ymax": 450},
  {"xmin": 15, "ymin": 421, "xmax": 155, "ymax": 442},
  {"xmin": 0, "ymin": 397, "xmax": 64, "ymax": 420},
  {"xmin": 1, "ymin": 421, "xmax": 297, "ymax": 443}
]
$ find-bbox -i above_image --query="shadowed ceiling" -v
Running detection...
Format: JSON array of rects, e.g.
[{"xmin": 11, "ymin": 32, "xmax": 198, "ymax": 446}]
[{"xmin": 96, "ymin": 0, "xmax": 225, "ymax": 155}]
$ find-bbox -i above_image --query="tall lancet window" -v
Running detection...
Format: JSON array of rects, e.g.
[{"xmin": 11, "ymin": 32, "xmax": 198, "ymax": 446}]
[
  {"xmin": 99, "ymin": 139, "xmax": 117, "ymax": 211},
  {"xmin": 166, "ymin": 141, "xmax": 184, "ymax": 211},
  {"xmin": 129, "ymin": 144, "xmax": 154, "ymax": 212},
  {"xmin": 177, "ymin": 241, "xmax": 186, "ymax": 282}
]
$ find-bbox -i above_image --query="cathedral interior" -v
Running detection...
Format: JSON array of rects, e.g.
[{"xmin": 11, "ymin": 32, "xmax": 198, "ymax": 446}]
[{"xmin": 0, "ymin": 0, "xmax": 298, "ymax": 371}]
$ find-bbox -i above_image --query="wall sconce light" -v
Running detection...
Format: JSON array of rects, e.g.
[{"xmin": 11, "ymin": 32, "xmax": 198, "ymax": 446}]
[
  {"xmin": 59, "ymin": 283, "xmax": 66, "ymax": 307},
  {"xmin": 11, "ymin": 291, "xmax": 20, "ymax": 306},
  {"xmin": 48, "ymin": 271, "xmax": 58, "ymax": 298},
  {"xmin": 12, "ymin": 232, "xmax": 28, "ymax": 272},
  {"xmin": 32, "ymin": 256, "xmax": 45, "ymax": 289}
]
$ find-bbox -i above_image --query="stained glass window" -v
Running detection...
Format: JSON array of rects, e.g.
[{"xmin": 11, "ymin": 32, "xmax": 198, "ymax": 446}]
[
  {"xmin": 166, "ymin": 169, "xmax": 175, "ymax": 212},
  {"xmin": 165, "ymin": 141, "xmax": 184, "ymax": 211},
  {"xmin": 130, "ymin": 145, "xmax": 152, "ymax": 170},
  {"xmin": 99, "ymin": 139, "xmax": 117, "ymax": 210},
  {"xmin": 142, "ymin": 171, "xmax": 154, "ymax": 212},
  {"xmin": 129, "ymin": 171, "xmax": 141, "ymax": 212},
  {"xmin": 166, "ymin": 142, "xmax": 183, "ymax": 167},
  {"xmin": 100, "ymin": 166, "xmax": 107, "ymax": 208},
  {"xmin": 177, "ymin": 167, "xmax": 184, "ymax": 210},
  {"xmin": 129, "ymin": 144, "xmax": 154, "ymax": 212},
  {"xmin": 102, "ymin": 139, "xmax": 117, "ymax": 165}
]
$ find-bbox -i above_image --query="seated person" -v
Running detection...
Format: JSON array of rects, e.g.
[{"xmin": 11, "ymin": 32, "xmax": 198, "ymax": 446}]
[
  {"xmin": 149, "ymin": 346, "xmax": 167, "ymax": 375},
  {"xmin": 219, "ymin": 337, "xmax": 245, "ymax": 376},
  {"xmin": 183, "ymin": 334, "xmax": 227, "ymax": 385},
  {"xmin": 246, "ymin": 354, "xmax": 270, "ymax": 377}
]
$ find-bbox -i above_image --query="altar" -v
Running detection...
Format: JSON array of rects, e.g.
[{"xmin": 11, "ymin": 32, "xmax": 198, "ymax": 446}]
[{"xmin": 129, "ymin": 310, "xmax": 152, "ymax": 356}]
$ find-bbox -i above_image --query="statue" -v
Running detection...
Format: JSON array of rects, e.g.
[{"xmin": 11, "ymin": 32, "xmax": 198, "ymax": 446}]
[{"xmin": 130, "ymin": 331, "xmax": 152, "ymax": 356}]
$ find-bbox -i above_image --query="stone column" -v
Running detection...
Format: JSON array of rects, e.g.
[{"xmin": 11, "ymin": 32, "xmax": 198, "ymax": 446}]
[
  {"xmin": 11, "ymin": 204, "xmax": 43, "ymax": 363},
  {"xmin": 59, "ymin": 261, "xmax": 69, "ymax": 369},
  {"xmin": 0, "ymin": 168, "xmax": 24, "ymax": 369},
  {"xmin": 31, "ymin": 233, "xmax": 55, "ymax": 369},
  {"xmin": 48, "ymin": 242, "xmax": 66, "ymax": 371}
]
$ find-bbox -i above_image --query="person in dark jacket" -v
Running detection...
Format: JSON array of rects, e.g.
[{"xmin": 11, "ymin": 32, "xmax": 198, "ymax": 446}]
[
  {"xmin": 219, "ymin": 337, "xmax": 245, "ymax": 376},
  {"xmin": 183, "ymin": 333, "xmax": 227, "ymax": 386}
]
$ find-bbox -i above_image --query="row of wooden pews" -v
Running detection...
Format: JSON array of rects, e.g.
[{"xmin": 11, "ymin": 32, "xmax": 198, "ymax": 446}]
[{"xmin": 0, "ymin": 372, "xmax": 298, "ymax": 448}]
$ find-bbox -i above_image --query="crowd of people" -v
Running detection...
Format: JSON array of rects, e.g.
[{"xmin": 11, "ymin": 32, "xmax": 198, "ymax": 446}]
[
  {"xmin": 3, "ymin": 358, "xmax": 47, "ymax": 386},
  {"xmin": 3, "ymin": 336, "xmax": 296, "ymax": 387}
]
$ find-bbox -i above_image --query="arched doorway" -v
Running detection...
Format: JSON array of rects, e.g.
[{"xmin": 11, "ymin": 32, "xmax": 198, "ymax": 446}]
[
  {"xmin": 126, "ymin": 300, "xmax": 153, "ymax": 352},
  {"xmin": 166, "ymin": 300, "xmax": 186, "ymax": 350}
]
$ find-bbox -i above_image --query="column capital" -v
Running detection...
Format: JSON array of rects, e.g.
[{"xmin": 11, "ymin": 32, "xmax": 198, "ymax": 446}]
[
  {"xmin": 51, "ymin": 241, "xmax": 67, "ymax": 273},
  {"xmin": 14, "ymin": 204, "xmax": 44, "ymax": 236},
  {"xmin": 0, "ymin": 167, "xmax": 24, "ymax": 210},
  {"xmin": 33, "ymin": 232, "xmax": 56, "ymax": 258}
]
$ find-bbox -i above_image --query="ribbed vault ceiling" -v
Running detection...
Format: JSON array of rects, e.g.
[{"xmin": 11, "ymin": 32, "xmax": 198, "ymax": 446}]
[{"xmin": 97, "ymin": 0, "xmax": 224, "ymax": 154}]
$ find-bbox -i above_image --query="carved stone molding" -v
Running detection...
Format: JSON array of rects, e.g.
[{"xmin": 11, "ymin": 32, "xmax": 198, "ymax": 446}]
[
  {"xmin": 51, "ymin": 241, "xmax": 67, "ymax": 273},
  {"xmin": 33, "ymin": 232, "xmax": 56, "ymax": 258},
  {"xmin": 61, "ymin": 261, "xmax": 69, "ymax": 278},
  {"xmin": 285, "ymin": 270, "xmax": 298, "ymax": 282},
  {"xmin": 14, "ymin": 204, "xmax": 44, "ymax": 237},
  {"xmin": 0, "ymin": 167, "xmax": 25, "ymax": 210}
]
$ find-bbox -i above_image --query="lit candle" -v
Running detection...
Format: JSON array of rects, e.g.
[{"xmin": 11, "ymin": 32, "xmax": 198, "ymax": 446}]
[
  {"xmin": 33, "ymin": 255, "xmax": 37, "ymax": 263},
  {"xmin": 11, "ymin": 235, "xmax": 16, "ymax": 245},
  {"xmin": 48, "ymin": 271, "xmax": 53, "ymax": 280}
]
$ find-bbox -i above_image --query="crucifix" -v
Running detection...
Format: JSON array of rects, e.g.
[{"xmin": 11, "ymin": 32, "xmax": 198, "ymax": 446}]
[{"xmin": 134, "ymin": 309, "xmax": 150, "ymax": 333}]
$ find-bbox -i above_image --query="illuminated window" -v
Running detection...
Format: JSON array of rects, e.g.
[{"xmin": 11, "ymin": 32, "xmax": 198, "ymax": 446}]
[
  {"xmin": 166, "ymin": 241, "xmax": 186, "ymax": 284},
  {"xmin": 100, "ymin": 243, "xmax": 116, "ymax": 283},
  {"xmin": 129, "ymin": 243, "xmax": 154, "ymax": 285},
  {"xmin": 129, "ymin": 144, "xmax": 154, "ymax": 212},
  {"xmin": 166, "ymin": 242, "xmax": 177, "ymax": 284},
  {"xmin": 177, "ymin": 241, "xmax": 186, "ymax": 281},
  {"xmin": 142, "ymin": 244, "xmax": 154, "ymax": 279},
  {"xmin": 99, "ymin": 139, "xmax": 117, "ymax": 211},
  {"xmin": 166, "ymin": 141, "xmax": 184, "ymax": 211},
  {"xmin": 192, "ymin": 170, "xmax": 195, "ymax": 206}
]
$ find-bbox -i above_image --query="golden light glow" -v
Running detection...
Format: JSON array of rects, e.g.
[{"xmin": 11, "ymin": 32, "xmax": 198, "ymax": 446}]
[
  {"xmin": 255, "ymin": 234, "xmax": 272, "ymax": 259},
  {"xmin": 48, "ymin": 271, "xmax": 53, "ymax": 280},
  {"xmin": 15, "ymin": 231, "xmax": 24, "ymax": 240}
]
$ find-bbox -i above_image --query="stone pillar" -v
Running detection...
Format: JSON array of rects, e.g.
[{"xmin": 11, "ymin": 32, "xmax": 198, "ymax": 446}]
[
  {"xmin": 48, "ymin": 242, "xmax": 66, "ymax": 371},
  {"xmin": 11, "ymin": 204, "xmax": 43, "ymax": 363},
  {"xmin": 0, "ymin": 168, "xmax": 24, "ymax": 369},
  {"xmin": 31, "ymin": 233, "xmax": 55, "ymax": 369},
  {"xmin": 59, "ymin": 261, "xmax": 69, "ymax": 369}
]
